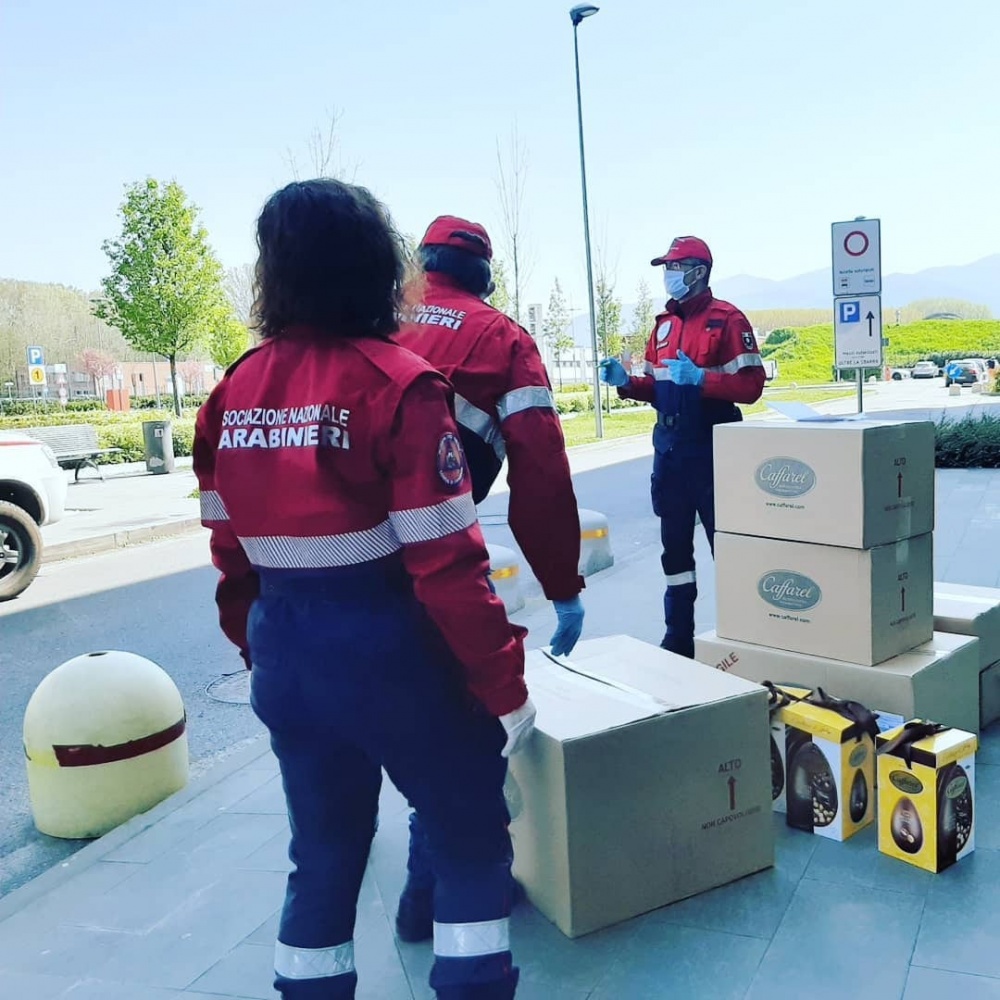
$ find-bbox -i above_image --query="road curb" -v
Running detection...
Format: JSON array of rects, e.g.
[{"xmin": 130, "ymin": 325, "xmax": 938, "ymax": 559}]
[
  {"xmin": 44, "ymin": 516, "xmax": 204, "ymax": 563},
  {"xmin": 0, "ymin": 732, "xmax": 272, "ymax": 922}
]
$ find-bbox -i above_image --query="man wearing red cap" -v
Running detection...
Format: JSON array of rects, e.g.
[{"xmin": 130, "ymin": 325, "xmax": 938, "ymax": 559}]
[
  {"xmin": 600, "ymin": 236, "xmax": 764, "ymax": 658},
  {"xmin": 394, "ymin": 215, "xmax": 585, "ymax": 942}
]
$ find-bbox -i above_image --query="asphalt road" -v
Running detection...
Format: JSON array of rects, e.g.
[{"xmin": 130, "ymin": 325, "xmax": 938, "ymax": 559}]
[{"xmin": 0, "ymin": 453, "xmax": 660, "ymax": 896}]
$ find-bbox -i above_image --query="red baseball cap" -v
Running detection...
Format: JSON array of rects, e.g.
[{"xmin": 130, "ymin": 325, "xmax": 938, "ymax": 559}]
[
  {"xmin": 419, "ymin": 215, "xmax": 493, "ymax": 261},
  {"xmin": 650, "ymin": 236, "xmax": 713, "ymax": 267}
]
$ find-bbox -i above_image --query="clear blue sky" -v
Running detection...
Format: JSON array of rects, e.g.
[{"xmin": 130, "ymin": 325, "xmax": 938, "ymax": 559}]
[{"xmin": 2, "ymin": 0, "xmax": 998, "ymax": 314}]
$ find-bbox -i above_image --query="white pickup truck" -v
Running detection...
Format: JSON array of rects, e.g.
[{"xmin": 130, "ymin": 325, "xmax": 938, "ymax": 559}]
[{"xmin": 0, "ymin": 432, "xmax": 68, "ymax": 600}]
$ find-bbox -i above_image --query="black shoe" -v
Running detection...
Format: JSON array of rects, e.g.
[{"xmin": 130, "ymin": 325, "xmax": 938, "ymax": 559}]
[{"xmin": 395, "ymin": 886, "xmax": 433, "ymax": 943}]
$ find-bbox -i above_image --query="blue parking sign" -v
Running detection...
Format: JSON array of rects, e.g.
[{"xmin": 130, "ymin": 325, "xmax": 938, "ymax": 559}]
[
  {"xmin": 26, "ymin": 346, "xmax": 44, "ymax": 366},
  {"xmin": 838, "ymin": 301, "xmax": 860, "ymax": 324}
]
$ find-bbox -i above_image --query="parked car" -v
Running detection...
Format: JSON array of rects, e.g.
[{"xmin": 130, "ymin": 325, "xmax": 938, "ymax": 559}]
[
  {"xmin": 963, "ymin": 359, "xmax": 990, "ymax": 383},
  {"xmin": 911, "ymin": 360, "xmax": 940, "ymax": 379},
  {"xmin": 944, "ymin": 361, "xmax": 983, "ymax": 387},
  {"xmin": 0, "ymin": 432, "xmax": 67, "ymax": 600}
]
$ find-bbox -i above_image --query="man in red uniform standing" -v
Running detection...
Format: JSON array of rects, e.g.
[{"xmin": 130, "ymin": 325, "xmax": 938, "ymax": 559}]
[
  {"xmin": 600, "ymin": 236, "xmax": 765, "ymax": 658},
  {"xmin": 394, "ymin": 215, "xmax": 585, "ymax": 942}
]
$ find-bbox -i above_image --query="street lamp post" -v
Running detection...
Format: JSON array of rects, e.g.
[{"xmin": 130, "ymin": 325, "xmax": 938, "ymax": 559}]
[{"xmin": 570, "ymin": 3, "xmax": 603, "ymax": 439}]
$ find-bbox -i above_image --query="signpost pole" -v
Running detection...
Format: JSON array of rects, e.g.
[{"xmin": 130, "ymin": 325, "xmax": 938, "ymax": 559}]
[{"xmin": 831, "ymin": 218, "xmax": 882, "ymax": 415}]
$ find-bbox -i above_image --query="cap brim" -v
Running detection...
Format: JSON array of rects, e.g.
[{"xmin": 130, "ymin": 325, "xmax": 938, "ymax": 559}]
[{"xmin": 650, "ymin": 256, "xmax": 668, "ymax": 267}]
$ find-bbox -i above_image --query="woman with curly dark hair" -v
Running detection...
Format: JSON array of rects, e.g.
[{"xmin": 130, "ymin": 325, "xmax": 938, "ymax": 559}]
[{"xmin": 193, "ymin": 178, "xmax": 532, "ymax": 1000}]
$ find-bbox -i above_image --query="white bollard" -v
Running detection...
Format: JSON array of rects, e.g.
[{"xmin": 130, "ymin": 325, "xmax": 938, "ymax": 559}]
[
  {"xmin": 579, "ymin": 508, "xmax": 614, "ymax": 577},
  {"xmin": 972, "ymin": 383, "xmax": 983, "ymax": 395},
  {"xmin": 488, "ymin": 544, "xmax": 524, "ymax": 615},
  {"xmin": 949, "ymin": 384, "xmax": 962, "ymax": 397},
  {"xmin": 23, "ymin": 651, "xmax": 188, "ymax": 839}
]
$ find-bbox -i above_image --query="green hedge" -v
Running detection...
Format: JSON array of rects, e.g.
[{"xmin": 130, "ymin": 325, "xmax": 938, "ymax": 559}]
[
  {"xmin": 936, "ymin": 414, "xmax": 1000, "ymax": 469},
  {"xmin": 886, "ymin": 320, "xmax": 1000, "ymax": 368},
  {"xmin": 0, "ymin": 409, "xmax": 197, "ymax": 463},
  {"xmin": 131, "ymin": 393, "xmax": 209, "ymax": 410},
  {"xmin": 0, "ymin": 394, "xmax": 210, "ymax": 418},
  {"xmin": 761, "ymin": 318, "xmax": 1000, "ymax": 385},
  {"xmin": 554, "ymin": 392, "xmax": 643, "ymax": 414}
]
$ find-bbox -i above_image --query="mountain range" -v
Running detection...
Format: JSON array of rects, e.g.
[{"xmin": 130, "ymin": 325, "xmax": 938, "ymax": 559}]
[{"xmin": 567, "ymin": 254, "xmax": 1000, "ymax": 344}]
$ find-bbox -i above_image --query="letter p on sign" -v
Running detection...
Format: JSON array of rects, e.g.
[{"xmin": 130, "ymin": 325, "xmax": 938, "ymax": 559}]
[{"xmin": 838, "ymin": 301, "xmax": 861, "ymax": 324}]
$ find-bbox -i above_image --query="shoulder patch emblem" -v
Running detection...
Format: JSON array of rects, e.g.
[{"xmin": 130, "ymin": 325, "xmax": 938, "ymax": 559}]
[
  {"xmin": 656, "ymin": 320, "xmax": 672, "ymax": 343},
  {"xmin": 742, "ymin": 330, "xmax": 756, "ymax": 351},
  {"xmin": 437, "ymin": 433, "xmax": 466, "ymax": 488}
]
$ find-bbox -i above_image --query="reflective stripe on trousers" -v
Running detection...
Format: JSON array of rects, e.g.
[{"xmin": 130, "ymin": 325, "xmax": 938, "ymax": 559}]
[
  {"xmin": 652, "ymin": 451, "xmax": 716, "ymax": 658},
  {"xmin": 248, "ymin": 563, "xmax": 516, "ymax": 998}
]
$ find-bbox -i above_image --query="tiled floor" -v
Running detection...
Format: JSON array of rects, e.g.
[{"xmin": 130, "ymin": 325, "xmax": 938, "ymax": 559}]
[
  {"xmin": 1, "ymin": 465, "xmax": 997, "ymax": 997},
  {"xmin": 1, "ymin": 724, "xmax": 999, "ymax": 998}
]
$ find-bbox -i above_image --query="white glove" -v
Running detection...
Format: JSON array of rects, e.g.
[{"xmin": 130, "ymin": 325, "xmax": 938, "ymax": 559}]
[{"xmin": 499, "ymin": 697, "xmax": 537, "ymax": 758}]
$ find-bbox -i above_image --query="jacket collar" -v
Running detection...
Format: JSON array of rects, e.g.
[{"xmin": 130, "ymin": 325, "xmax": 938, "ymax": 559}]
[
  {"xmin": 422, "ymin": 271, "xmax": 477, "ymax": 299},
  {"xmin": 664, "ymin": 287, "xmax": 714, "ymax": 319}
]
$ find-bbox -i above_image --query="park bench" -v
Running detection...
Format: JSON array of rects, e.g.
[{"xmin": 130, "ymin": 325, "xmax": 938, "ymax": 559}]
[{"xmin": 24, "ymin": 424, "xmax": 123, "ymax": 482}]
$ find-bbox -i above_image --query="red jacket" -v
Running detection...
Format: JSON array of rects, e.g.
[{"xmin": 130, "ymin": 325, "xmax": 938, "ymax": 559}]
[
  {"xmin": 619, "ymin": 289, "xmax": 765, "ymax": 406},
  {"xmin": 192, "ymin": 328, "xmax": 527, "ymax": 717},
  {"xmin": 396, "ymin": 273, "xmax": 584, "ymax": 603}
]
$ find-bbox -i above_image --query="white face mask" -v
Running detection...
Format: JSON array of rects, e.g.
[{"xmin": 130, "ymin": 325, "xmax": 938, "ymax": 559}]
[{"xmin": 663, "ymin": 268, "xmax": 691, "ymax": 301}]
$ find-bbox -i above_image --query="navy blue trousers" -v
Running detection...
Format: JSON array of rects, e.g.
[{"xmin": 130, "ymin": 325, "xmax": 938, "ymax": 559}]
[
  {"xmin": 651, "ymin": 449, "xmax": 716, "ymax": 658},
  {"xmin": 248, "ymin": 562, "xmax": 518, "ymax": 999}
]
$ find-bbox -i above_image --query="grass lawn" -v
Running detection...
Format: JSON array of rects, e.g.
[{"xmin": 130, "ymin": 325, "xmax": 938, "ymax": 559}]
[{"xmin": 561, "ymin": 387, "xmax": 856, "ymax": 449}]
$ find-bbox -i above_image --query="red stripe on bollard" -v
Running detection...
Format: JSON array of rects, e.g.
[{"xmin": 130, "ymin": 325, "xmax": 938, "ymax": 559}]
[{"xmin": 52, "ymin": 715, "xmax": 187, "ymax": 767}]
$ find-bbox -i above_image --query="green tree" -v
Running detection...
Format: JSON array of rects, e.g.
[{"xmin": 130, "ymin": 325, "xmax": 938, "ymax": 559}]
[
  {"xmin": 542, "ymin": 279, "xmax": 573, "ymax": 388},
  {"xmin": 495, "ymin": 125, "xmax": 531, "ymax": 323},
  {"xmin": 628, "ymin": 278, "xmax": 655, "ymax": 361},
  {"xmin": 94, "ymin": 179, "xmax": 227, "ymax": 416},
  {"xmin": 489, "ymin": 258, "xmax": 512, "ymax": 315},
  {"xmin": 596, "ymin": 274, "xmax": 623, "ymax": 359},
  {"xmin": 209, "ymin": 313, "xmax": 253, "ymax": 369}
]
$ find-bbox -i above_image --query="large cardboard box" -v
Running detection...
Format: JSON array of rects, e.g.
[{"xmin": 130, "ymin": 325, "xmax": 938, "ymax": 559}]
[
  {"xmin": 933, "ymin": 583, "xmax": 1000, "ymax": 728},
  {"xmin": 713, "ymin": 418, "xmax": 935, "ymax": 548},
  {"xmin": 508, "ymin": 637, "xmax": 774, "ymax": 938},
  {"xmin": 695, "ymin": 630, "xmax": 980, "ymax": 736},
  {"xmin": 876, "ymin": 722, "xmax": 977, "ymax": 873},
  {"xmin": 715, "ymin": 531, "xmax": 934, "ymax": 665}
]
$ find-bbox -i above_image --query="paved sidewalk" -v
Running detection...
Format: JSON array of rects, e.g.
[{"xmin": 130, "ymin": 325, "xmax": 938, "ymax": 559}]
[
  {"xmin": 4, "ymin": 468, "xmax": 1000, "ymax": 997},
  {"xmin": 39, "ymin": 385, "xmax": 999, "ymax": 564},
  {"xmin": 40, "ymin": 435, "xmax": 656, "ymax": 562}
]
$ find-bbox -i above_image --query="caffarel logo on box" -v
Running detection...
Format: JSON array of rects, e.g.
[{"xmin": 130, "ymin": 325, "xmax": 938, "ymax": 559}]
[
  {"xmin": 755, "ymin": 458, "xmax": 816, "ymax": 499},
  {"xmin": 758, "ymin": 572, "xmax": 822, "ymax": 612}
]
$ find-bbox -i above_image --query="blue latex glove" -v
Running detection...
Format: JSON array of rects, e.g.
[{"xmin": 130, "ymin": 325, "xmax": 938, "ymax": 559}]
[
  {"xmin": 598, "ymin": 358, "xmax": 629, "ymax": 387},
  {"xmin": 550, "ymin": 596, "xmax": 585, "ymax": 657},
  {"xmin": 664, "ymin": 350, "xmax": 705, "ymax": 386}
]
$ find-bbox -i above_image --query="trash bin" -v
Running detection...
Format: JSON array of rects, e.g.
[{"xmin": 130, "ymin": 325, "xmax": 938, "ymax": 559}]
[{"xmin": 142, "ymin": 420, "xmax": 175, "ymax": 475}]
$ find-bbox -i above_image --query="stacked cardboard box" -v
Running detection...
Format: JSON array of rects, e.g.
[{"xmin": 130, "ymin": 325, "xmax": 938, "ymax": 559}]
[
  {"xmin": 697, "ymin": 417, "xmax": 955, "ymax": 845},
  {"xmin": 933, "ymin": 584, "xmax": 1000, "ymax": 728},
  {"xmin": 711, "ymin": 418, "xmax": 936, "ymax": 665},
  {"xmin": 697, "ymin": 418, "xmax": 972, "ymax": 724},
  {"xmin": 698, "ymin": 629, "xmax": 980, "ymax": 736}
]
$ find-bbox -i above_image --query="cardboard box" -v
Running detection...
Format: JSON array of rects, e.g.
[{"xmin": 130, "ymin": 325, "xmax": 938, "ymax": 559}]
[
  {"xmin": 876, "ymin": 721, "xmax": 977, "ymax": 873},
  {"xmin": 714, "ymin": 531, "xmax": 934, "ymax": 665},
  {"xmin": 779, "ymin": 691, "xmax": 878, "ymax": 841},
  {"xmin": 934, "ymin": 583, "xmax": 1000, "ymax": 669},
  {"xmin": 933, "ymin": 584, "xmax": 1000, "ymax": 727},
  {"xmin": 982, "ymin": 662, "xmax": 1000, "ymax": 731},
  {"xmin": 507, "ymin": 636, "xmax": 774, "ymax": 938},
  {"xmin": 713, "ymin": 418, "xmax": 935, "ymax": 548},
  {"xmin": 695, "ymin": 630, "xmax": 981, "ymax": 736}
]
